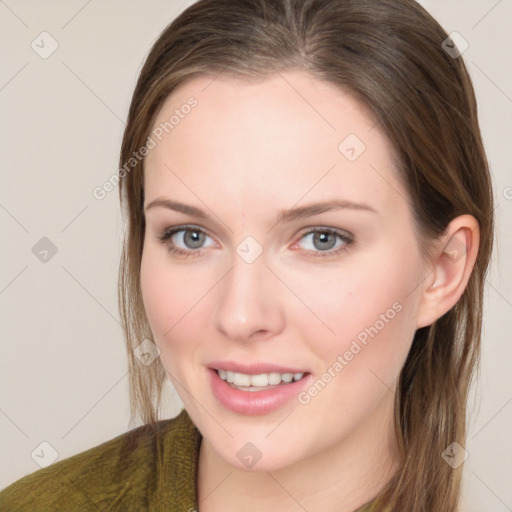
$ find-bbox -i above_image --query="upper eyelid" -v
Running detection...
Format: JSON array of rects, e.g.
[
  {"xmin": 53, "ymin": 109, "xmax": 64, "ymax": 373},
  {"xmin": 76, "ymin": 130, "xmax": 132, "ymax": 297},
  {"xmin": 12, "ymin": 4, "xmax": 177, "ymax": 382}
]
[
  {"xmin": 166, "ymin": 225, "xmax": 213, "ymax": 239},
  {"xmin": 161, "ymin": 224, "xmax": 351, "ymax": 235},
  {"xmin": 299, "ymin": 226, "xmax": 352, "ymax": 238}
]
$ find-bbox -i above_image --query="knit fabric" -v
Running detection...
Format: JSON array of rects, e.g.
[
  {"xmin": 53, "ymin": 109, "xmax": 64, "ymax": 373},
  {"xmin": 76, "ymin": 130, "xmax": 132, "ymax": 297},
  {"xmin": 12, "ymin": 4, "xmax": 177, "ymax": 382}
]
[{"xmin": 0, "ymin": 408, "xmax": 382, "ymax": 511}]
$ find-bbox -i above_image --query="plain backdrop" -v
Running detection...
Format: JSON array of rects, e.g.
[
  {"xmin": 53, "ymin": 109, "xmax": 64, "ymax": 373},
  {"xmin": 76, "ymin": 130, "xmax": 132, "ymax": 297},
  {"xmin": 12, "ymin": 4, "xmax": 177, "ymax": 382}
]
[{"xmin": 0, "ymin": 1, "xmax": 511, "ymax": 510}]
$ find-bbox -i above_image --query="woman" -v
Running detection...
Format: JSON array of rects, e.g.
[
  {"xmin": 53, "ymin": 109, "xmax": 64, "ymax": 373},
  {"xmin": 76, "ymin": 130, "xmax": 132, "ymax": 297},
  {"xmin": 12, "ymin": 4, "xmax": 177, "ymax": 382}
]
[{"xmin": 0, "ymin": 0, "xmax": 494, "ymax": 511}]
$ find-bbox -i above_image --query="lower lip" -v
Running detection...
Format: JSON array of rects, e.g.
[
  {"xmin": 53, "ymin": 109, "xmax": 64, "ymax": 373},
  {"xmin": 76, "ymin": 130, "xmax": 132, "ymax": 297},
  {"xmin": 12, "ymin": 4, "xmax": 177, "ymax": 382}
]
[{"xmin": 208, "ymin": 368, "xmax": 311, "ymax": 415}]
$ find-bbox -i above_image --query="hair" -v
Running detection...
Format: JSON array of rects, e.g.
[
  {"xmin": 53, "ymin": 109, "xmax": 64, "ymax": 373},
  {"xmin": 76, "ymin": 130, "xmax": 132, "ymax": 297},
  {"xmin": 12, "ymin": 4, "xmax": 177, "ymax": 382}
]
[{"xmin": 117, "ymin": 0, "xmax": 494, "ymax": 510}]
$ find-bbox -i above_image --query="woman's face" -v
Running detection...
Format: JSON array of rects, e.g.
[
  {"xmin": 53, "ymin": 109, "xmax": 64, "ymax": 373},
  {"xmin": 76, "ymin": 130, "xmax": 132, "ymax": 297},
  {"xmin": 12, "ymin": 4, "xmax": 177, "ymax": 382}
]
[{"xmin": 141, "ymin": 70, "xmax": 430, "ymax": 471}]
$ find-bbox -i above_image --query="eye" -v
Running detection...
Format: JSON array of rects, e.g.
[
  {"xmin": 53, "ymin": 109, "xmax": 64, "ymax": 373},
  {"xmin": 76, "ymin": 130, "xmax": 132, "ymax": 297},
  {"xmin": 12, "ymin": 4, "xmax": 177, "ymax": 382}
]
[
  {"xmin": 156, "ymin": 224, "xmax": 354, "ymax": 259},
  {"xmin": 156, "ymin": 225, "xmax": 216, "ymax": 258},
  {"xmin": 293, "ymin": 227, "xmax": 354, "ymax": 258}
]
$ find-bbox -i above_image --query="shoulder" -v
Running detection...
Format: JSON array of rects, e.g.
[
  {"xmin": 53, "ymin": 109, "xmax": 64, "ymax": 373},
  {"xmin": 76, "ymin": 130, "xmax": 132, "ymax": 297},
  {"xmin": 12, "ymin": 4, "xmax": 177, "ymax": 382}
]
[{"xmin": 0, "ymin": 409, "xmax": 199, "ymax": 511}]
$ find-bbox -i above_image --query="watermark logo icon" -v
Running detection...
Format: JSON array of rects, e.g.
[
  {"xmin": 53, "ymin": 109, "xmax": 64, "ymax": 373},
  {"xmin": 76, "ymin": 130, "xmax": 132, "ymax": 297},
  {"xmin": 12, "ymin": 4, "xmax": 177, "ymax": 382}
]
[
  {"xmin": 338, "ymin": 134, "xmax": 366, "ymax": 162},
  {"xmin": 31, "ymin": 32, "xmax": 59, "ymax": 59},
  {"xmin": 32, "ymin": 237, "xmax": 58, "ymax": 263},
  {"xmin": 441, "ymin": 442, "xmax": 469, "ymax": 469},
  {"xmin": 31, "ymin": 441, "xmax": 59, "ymax": 468},
  {"xmin": 237, "ymin": 442, "xmax": 262, "ymax": 469},
  {"xmin": 442, "ymin": 32, "xmax": 469, "ymax": 59},
  {"xmin": 236, "ymin": 236, "xmax": 263, "ymax": 264},
  {"xmin": 134, "ymin": 338, "xmax": 161, "ymax": 365},
  {"xmin": 444, "ymin": 236, "xmax": 466, "ymax": 263}
]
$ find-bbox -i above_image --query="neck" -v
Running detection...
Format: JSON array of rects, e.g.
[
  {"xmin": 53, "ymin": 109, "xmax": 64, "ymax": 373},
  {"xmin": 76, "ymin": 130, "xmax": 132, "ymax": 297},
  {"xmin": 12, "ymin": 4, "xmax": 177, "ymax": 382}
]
[{"xmin": 197, "ymin": 391, "xmax": 400, "ymax": 512}]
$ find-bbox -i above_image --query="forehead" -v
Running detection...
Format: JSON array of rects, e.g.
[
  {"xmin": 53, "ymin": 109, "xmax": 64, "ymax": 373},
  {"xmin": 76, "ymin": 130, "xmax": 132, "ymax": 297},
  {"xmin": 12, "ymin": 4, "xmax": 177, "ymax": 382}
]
[{"xmin": 144, "ymin": 71, "xmax": 408, "ymax": 219}]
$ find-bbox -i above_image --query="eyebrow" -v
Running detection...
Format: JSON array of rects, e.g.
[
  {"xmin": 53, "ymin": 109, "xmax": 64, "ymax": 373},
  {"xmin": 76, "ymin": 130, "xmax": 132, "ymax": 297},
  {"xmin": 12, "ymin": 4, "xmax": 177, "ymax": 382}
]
[{"xmin": 144, "ymin": 198, "xmax": 377, "ymax": 224}]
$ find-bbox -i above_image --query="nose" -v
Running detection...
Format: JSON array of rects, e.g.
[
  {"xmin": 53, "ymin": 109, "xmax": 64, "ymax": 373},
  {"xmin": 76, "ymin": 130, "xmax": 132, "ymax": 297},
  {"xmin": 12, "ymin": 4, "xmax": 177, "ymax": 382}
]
[{"xmin": 213, "ymin": 251, "xmax": 285, "ymax": 342}]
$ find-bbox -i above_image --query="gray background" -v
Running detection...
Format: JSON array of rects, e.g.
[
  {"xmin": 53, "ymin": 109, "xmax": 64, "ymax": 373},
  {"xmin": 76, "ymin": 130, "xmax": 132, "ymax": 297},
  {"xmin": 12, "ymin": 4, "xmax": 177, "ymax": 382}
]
[{"xmin": 0, "ymin": 1, "xmax": 511, "ymax": 510}]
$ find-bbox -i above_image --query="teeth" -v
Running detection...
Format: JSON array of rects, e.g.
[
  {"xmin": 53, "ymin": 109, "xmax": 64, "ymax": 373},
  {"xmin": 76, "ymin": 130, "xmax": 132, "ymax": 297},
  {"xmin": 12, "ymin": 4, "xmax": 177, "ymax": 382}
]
[
  {"xmin": 216, "ymin": 370, "xmax": 305, "ymax": 387},
  {"xmin": 268, "ymin": 372, "xmax": 282, "ymax": 385},
  {"xmin": 250, "ymin": 373, "xmax": 269, "ymax": 386}
]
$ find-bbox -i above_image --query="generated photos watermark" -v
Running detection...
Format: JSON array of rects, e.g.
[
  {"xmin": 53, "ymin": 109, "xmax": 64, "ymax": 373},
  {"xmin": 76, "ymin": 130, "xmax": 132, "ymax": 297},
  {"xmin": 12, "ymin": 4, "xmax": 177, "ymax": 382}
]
[
  {"xmin": 92, "ymin": 96, "xmax": 198, "ymax": 201},
  {"xmin": 298, "ymin": 301, "xmax": 403, "ymax": 405}
]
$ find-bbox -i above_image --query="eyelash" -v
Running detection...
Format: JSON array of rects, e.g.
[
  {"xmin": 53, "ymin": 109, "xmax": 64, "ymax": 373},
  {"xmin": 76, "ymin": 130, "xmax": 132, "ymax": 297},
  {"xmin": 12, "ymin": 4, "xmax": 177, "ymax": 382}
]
[{"xmin": 155, "ymin": 224, "xmax": 354, "ymax": 260}]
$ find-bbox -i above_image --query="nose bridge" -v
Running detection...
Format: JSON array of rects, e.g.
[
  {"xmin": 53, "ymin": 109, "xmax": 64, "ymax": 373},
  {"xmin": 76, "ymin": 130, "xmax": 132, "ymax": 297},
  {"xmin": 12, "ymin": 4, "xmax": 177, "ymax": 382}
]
[{"xmin": 213, "ymin": 248, "xmax": 283, "ymax": 341}]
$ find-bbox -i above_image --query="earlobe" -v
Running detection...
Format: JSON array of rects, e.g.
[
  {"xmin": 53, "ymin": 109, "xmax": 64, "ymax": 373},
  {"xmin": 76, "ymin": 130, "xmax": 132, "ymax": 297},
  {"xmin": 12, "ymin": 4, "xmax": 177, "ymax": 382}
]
[{"xmin": 416, "ymin": 215, "xmax": 480, "ymax": 329}]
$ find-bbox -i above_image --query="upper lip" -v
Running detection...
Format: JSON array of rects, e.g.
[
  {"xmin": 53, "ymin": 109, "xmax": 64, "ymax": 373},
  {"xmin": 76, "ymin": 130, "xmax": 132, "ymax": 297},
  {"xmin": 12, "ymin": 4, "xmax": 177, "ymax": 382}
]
[{"xmin": 208, "ymin": 360, "xmax": 308, "ymax": 375}]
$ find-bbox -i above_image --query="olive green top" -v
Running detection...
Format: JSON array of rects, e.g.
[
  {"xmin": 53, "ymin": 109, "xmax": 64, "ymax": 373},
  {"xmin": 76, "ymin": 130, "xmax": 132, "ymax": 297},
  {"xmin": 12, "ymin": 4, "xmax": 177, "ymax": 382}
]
[{"xmin": 0, "ymin": 409, "xmax": 382, "ymax": 511}]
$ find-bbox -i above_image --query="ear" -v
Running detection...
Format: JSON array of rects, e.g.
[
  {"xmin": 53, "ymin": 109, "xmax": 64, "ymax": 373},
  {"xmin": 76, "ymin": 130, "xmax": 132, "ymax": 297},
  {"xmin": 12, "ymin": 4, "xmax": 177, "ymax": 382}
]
[{"xmin": 416, "ymin": 214, "xmax": 480, "ymax": 329}]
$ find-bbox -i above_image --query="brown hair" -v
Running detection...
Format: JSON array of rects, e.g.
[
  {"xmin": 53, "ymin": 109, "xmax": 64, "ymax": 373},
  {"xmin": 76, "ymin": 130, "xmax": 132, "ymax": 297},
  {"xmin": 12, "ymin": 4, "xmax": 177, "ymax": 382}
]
[{"xmin": 117, "ymin": 1, "xmax": 494, "ymax": 510}]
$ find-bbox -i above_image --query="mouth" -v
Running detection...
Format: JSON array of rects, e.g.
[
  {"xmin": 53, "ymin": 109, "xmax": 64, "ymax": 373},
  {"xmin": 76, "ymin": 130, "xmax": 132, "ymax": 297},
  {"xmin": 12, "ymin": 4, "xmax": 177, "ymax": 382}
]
[{"xmin": 207, "ymin": 363, "xmax": 312, "ymax": 415}]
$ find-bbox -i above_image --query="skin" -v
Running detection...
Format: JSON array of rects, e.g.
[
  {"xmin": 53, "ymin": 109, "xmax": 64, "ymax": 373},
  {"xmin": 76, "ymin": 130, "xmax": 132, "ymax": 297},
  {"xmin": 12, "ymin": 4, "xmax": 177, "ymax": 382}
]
[{"xmin": 140, "ymin": 70, "xmax": 479, "ymax": 512}]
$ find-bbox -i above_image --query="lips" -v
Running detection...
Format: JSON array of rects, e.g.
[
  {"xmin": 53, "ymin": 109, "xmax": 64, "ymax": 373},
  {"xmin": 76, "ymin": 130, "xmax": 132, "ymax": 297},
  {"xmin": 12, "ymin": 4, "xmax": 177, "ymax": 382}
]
[
  {"xmin": 207, "ymin": 360, "xmax": 308, "ymax": 375},
  {"xmin": 207, "ymin": 361, "xmax": 312, "ymax": 415}
]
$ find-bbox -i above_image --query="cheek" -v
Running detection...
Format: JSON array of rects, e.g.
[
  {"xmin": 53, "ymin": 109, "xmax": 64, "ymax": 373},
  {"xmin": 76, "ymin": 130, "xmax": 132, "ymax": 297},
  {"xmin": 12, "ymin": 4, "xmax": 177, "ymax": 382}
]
[
  {"xmin": 140, "ymin": 246, "xmax": 215, "ymax": 361},
  {"xmin": 289, "ymin": 271, "xmax": 415, "ymax": 425},
  {"xmin": 140, "ymin": 251, "xmax": 176, "ymax": 339},
  {"xmin": 139, "ymin": 248, "xmax": 194, "ymax": 350},
  {"xmin": 283, "ymin": 249, "xmax": 419, "ymax": 380}
]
